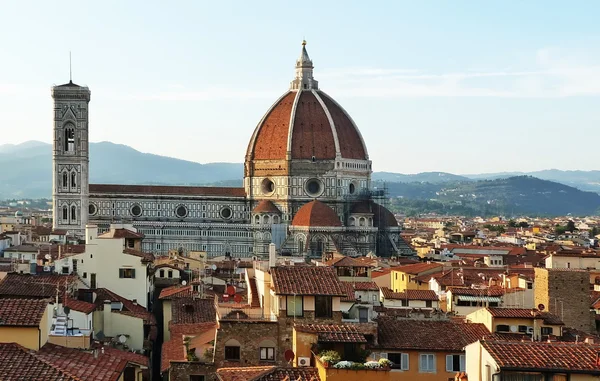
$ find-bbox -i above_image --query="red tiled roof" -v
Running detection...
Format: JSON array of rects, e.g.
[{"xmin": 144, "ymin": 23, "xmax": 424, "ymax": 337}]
[
  {"xmin": 291, "ymin": 200, "xmax": 341, "ymax": 227},
  {"xmin": 217, "ymin": 366, "xmax": 321, "ymax": 381},
  {"xmin": 0, "ymin": 298, "xmax": 48, "ymax": 326},
  {"xmin": 351, "ymin": 202, "xmax": 398, "ymax": 227},
  {"xmin": 64, "ymin": 297, "xmax": 96, "ymax": 314},
  {"xmin": 37, "ymin": 244, "xmax": 86, "ymax": 260},
  {"xmin": 90, "ymin": 288, "xmax": 156, "ymax": 325},
  {"xmin": 252, "ymin": 200, "xmax": 281, "ymax": 214},
  {"xmin": 99, "ymin": 228, "xmax": 144, "ymax": 239},
  {"xmin": 271, "ymin": 266, "xmax": 345, "ymax": 296},
  {"xmin": 482, "ymin": 340, "xmax": 600, "ymax": 372},
  {"xmin": 377, "ymin": 319, "xmax": 489, "ymax": 351},
  {"xmin": 447, "ymin": 287, "xmax": 505, "ymax": 297},
  {"xmin": 159, "ymin": 285, "xmax": 194, "ymax": 300},
  {"xmin": 89, "ymin": 184, "xmax": 246, "ymax": 198},
  {"xmin": 90, "ymin": 344, "xmax": 149, "ymax": 367},
  {"xmin": 248, "ymin": 91, "xmax": 296, "ymax": 160},
  {"xmin": 380, "ymin": 288, "xmax": 438, "ymax": 301},
  {"xmin": 162, "ymin": 322, "xmax": 217, "ymax": 372},
  {"xmin": 37, "ymin": 343, "xmax": 128, "ymax": 381},
  {"xmin": 394, "ymin": 262, "xmax": 443, "ymax": 275},
  {"xmin": 339, "ymin": 282, "xmax": 356, "ymax": 302},
  {"xmin": 486, "ymin": 308, "xmax": 564, "ymax": 325},
  {"xmin": 0, "ymin": 273, "xmax": 78, "ymax": 299},
  {"xmin": 171, "ymin": 298, "xmax": 217, "ymax": 325},
  {"xmin": 327, "ymin": 256, "xmax": 374, "ymax": 268},
  {"xmin": 0, "ymin": 343, "xmax": 78, "ymax": 381},
  {"xmin": 294, "ymin": 324, "xmax": 367, "ymax": 343},
  {"xmin": 341, "ymin": 281, "xmax": 379, "ymax": 291},
  {"xmin": 122, "ymin": 248, "xmax": 154, "ymax": 262}
]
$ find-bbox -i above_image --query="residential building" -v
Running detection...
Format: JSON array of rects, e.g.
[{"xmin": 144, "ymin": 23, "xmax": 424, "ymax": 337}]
[
  {"xmin": 380, "ymin": 288, "xmax": 439, "ymax": 309},
  {"xmin": 466, "ymin": 307, "xmax": 564, "ymax": 339},
  {"xmin": 0, "ymin": 298, "xmax": 53, "ymax": 350},
  {"xmin": 445, "ymin": 288, "xmax": 504, "ymax": 316},
  {"xmin": 390, "ymin": 262, "xmax": 444, "ymax": 292}
]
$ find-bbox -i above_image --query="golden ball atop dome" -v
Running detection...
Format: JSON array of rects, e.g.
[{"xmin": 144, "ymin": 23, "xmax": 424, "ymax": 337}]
[{"xmin": 302, "ymin": 39, "xmax": 307, "ymax": 46}]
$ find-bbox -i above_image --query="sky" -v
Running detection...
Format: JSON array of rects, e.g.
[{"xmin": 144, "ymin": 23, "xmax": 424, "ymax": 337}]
[{"xmin": 1, "ymin": 1, "xmax": 599, "ymax": 174}]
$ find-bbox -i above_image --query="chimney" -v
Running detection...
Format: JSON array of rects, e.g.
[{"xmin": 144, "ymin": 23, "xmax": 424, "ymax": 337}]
[
  {"xmin": 93, "ymin": 349, "xmax": 98, "ymax": 359},
  {"xmin": 268, "ymin": 243, "xmax": 277, "ymax": 268},
  {"xmin": 132, "ymin": 299, "xmax": 137, "ymax": 306},
  {"xmin": 103, "ymin": 300, "xmax": 112, "ymax": 337},
  {"xmin": 86, "ymin": 224, "xmax": 98, "ymax": 243},
  {"xmin": 586, "ymin": 337, "xmax": 595, "ymax": 345}
]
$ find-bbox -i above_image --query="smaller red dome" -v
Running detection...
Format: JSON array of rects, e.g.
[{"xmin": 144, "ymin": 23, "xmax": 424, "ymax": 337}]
[
  {"xmin": 292, "ymin": 200, "xmax": 341, "ymax": 227},
  {"xmin": 351, "ymin": 201, "xmax": 398, "ymax": 227},
  {"xmin": 252, "ymin": 200, "xmax": 281, "ymax": 214}
]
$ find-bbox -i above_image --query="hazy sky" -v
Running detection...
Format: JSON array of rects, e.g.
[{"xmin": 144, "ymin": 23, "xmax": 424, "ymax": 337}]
[{"xmin": 1, "ymin": 1, "xmax": 599, "ymax": 174}]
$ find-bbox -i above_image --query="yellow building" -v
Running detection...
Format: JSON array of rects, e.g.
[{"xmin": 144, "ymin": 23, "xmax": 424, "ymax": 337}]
[
  {"xmin": 390, "ymin": 262, "xmax": 443, "ymax": 292},
  {"xmin": 0, "ymin": 298, "xmax": 52, "ymax": 350},
  {"xmin": 466, "ymin": 307, "xmax": 564, "ymax": 339}
]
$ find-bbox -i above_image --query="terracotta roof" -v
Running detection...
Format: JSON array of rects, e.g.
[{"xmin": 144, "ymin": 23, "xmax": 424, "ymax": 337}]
[
  {"xmin": 270, "ymin": 266, "xmax": 345, "ymax": 296},
  {"xmin": 4, "ymin": 244, "xmax": 38, "ymax": 252},
  {"xmin": 217, "ymin": 366, "xmax": 321, "ymax": 381},
  {"xmin": 486, "ymin": 308, "xmax": 564, "ymax": 325},
  {"xmin": 0, "ymin": 343, "xmax": 78, "ymax": 381},
  {"xmin": 393, "ymin": 262, "xmax": 443, "ymax": 275},
  {"xmin": 171, "ymin": 298, "xmax": 217, "ymax": 324},
  {"xmin": 0, "ymin": 298, "xmax": 48, "ymax": 326},
  {"xmin": 381, "ymin": 288, "xmax": 438, "ymax": 301},
  {"xmin": 294, "ymin": 324, "xmax": 367, "ymax": 343},
  {"xmin": 247, "ymin": 89, "xmax": 367, "ymax": 162},
  {"xmin": 89, "ymin": 184, "xmax": 246, "ymax": 198},
  {"xmin": 377, "ymin": 319, "xmax": 489, "ymax": 351},
  {"xmin": 327, "ymin": 256, "xmax": 374, "ymax": 268},
  {"xmin": 351, "ymin": 202, "xmax": 398, "ymax": 227},
  {"xmin": 482, "ymin": 340, "xmax": 600, "ymax": 372},
  {"xmin": 99, "ymin": 228, "xmax": 144, "ymax": 239},
  {"xmin": 64, "ymin": 297, "xmax": 96, "ymax": 314},
  {"xmin": 447, "ymin": 287, "xmax": 505, "ymax": 297},
  {"xmin": 0, "ymin": 273, "xmax": 78, "ymax": 299},
  {"xmin": 339, "ymin": 282, "xmax": 356, "ymax": 302},
  {"xmin": 341, "ymin": 281, "xmax": 379, "ymax": 291},
  {"xmin": 291, "ymin": 200, "xmax": 341, "ymax": 227},
  {"xmin": 37, "ymin": 244, "xmax": 86, "ymax": 260},
  {"xmin": 123, "ymin": 248, "xmax": 154, "ymax": 262},
  {"xmin": 159, "ymin": 285, "xmax": 194, "ymax": 300},
  {"xmin": 37, "ymin": 343, "xmax": 128, "ymax": 381},
  {"xmin": 90, "ymin": 288, "xmax": 156, "ymax": 325},
  {"xmin": 252, "ymin": 200, "xmax": 282, "ymax": 214},
  {"xmin": 162, "ymin": 322, "xmax": 217, "ymax": 372}
]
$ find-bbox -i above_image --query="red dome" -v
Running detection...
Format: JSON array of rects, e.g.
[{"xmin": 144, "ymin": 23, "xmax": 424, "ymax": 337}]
[
  {"xmin": 292, "ymin": 200, "xmax": 342, "ymax": 227},
  {"xmin": 252, "ymin": 200, "xmax": 281, "ymax": 214},
  {"xmin": 247, "ymin": 90, "xmax": 368, "ymax": 161}
]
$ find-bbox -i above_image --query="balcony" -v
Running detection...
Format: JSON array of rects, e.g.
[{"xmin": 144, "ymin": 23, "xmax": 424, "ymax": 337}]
[{"xmin": 217, "ymin": 306, "xmax": 277, "ymax": 322}]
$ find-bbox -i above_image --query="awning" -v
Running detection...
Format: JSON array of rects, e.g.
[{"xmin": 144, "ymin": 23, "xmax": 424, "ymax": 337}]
[{"xmin": 457, "ymin": 295, "xmax": 502, "ymax": 302}]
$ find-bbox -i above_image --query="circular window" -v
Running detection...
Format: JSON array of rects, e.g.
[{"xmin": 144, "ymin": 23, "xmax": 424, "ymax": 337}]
[
  {"xmin": 220, "ymin": 206, "xmax": 232, "ymax": 219},
  {"xmin": 130, "ymin": 204, "xmax": 142, "ymax": 217},
  {"xmin": 175, "ymin": 205, "xmax": 188, "ymax": 218},
  {"xmin": 349, "ymin": 183, "xmax": 356, "ymax": 194},
  {"xmin": 88, "ymin": 203, "xmax": 97, "ymax": 216},
  {"xmin": 261, "ymin": 178, "xmax": 275, "ymax": 195},
  {"xmin": 305, "ymin": 178, "xmax": 323, "ymax": 197}
]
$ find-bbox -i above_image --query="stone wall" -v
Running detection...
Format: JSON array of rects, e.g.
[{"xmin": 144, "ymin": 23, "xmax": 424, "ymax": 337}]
[
  {"xmin": 168, "ymin": 362, "xmax": 217, "ymax": 381},
  {"xmin": 213, "ymin": 320, "xmax": 282, "ymax": 368},
  {"xmin": 534, "ymin": 268, "xmax": 593, "ymax": 333}
]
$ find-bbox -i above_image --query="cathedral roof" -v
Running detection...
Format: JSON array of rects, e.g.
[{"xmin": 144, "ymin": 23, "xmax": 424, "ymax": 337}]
[
  {"xmin": 351, "ymin": 201, "xmax": 398, "ymax": 227},
  {"xmin": 89, "ymin": 184, "xmax": 246, "ymax": 198},
  {"xmin": 246, "ymin": 41, "xmax": 368, "ymax": 163},
  {"xmin": 291, "ymin": 200, "xmax": 341, "ymax": 227},
  {"xmin": 252, "ymin": 200, "xmax": 281, "ymax": 214}
]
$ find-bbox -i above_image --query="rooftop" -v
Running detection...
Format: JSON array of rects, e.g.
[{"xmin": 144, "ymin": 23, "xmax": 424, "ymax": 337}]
[
  {"xmin": 380, "ymin": 288, "xmax": 438, "ymax": 301},
  {"xmin": 0, "ymin": 343, "xmax": 77, "ymax": 381},
  {"xmin": 0, "ymin": 298, "xmax": 48, "ymax": 326},
  {"xmin": 270, "ymin": 266, "xmax": 345, "ymax": 296}
]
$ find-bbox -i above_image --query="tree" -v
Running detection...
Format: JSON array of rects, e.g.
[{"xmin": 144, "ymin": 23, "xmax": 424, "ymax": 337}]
[
  {"xmin": 518, "ymin": 221, "xmax": 529, "ymax": 228},
  {"xmin": 566, "ymin": 220, "xmax": 576, "ymax": 232},
  {"xmin": 591, "ymin": 226, "xmax": 599, "ymax": 237},
  {"xmin": 508, "ymin": 220, "xmax": 517, "ymax": 228}
]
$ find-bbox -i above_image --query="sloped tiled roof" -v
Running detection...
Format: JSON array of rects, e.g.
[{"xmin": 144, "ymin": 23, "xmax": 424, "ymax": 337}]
[
  {"xmin": 90, "ymin": 184, "xmax": 246, "ymax": 197},
  {"xmin": 171, "ymin": 298, "xmax": 217, "ymax": 325},
  {"xmin": 294, "ymin": 324, "xmax": 367, "ymax": 343},
  {"xmin": 0, "ymin": 273, "xmax": 78, "ymax": 299},
  {"xmin": 380, "ymin": 288, "xmax": 438, "ymax": 301},
  {"xmin": 447, "ymin": 287, "xmax": 505, "ymax": 297},
  {"xmin": 0, "ymin": 343, "xmax": 78, "ymax": 381},
  {"xmin": 291, "ymin": 200, "xmax": 341, "ymax": 227},
  {"xmin": 252, "ymin": 200, "xmax": 281, "ymax": 214},
  {"xmin": 99, "ymin": 229, "xmax": 144, "ymax": 239},
  {"xmin": 122, "ymin": 248, "xmax": 154, "ymax": 262},
  {"xmin": 90, "ymin": 288, "xmax": 156, "ymax": 325},
  {"xmin": 270, "ymin": 266, "xmax": 345, "ymax": 296},
  {"xmin": 159, "ymin": 285, "xmax": 194, "ymax": 300},
  {"xmin": 64, "ymin": 297, "xmax": 96, "ymax": 314},
  {"xmin": 393, "ymin": 262, "xmax": 443, "ymax": 275},
  {"xmin": 327, "ymin": 256, "xmax": 374, "ymax": 268},
  {"xmin": 217, "ymin": 366, "xmax": 321, "ymax": 381},
  {"xmin": 377, "ymin": 319, "xmax": 489, "ymax": 351},
  {"xmin": 162, "ymin": 322, "xmax": 217, "ymax": 372},
  {"xmin": 482, "ymin": 340, "xmax": 600, "ymax": 372},
  {"xmin": 0, "ymin": 298, "xmax": 48, "ymax": 326},
  {"xmin": 486, "ymin": 308, "xmax": 564, "ymax": 325}
]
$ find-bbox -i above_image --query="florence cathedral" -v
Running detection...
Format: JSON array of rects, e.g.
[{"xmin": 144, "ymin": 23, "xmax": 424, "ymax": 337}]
[{"xmin": 51, "ymin": 41, "xmax": 407, "ymax": 258}]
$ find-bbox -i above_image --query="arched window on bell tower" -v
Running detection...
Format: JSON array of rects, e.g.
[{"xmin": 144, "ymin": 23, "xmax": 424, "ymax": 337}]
[
  {"xmin": 62, "ymin": 206, "xmax": 68, "ymax": 222},
  {"xmin": 71, "ymin": 171, "xmax": 77, "ymax": 189},
  {"xmin": 64, "ymin": 124, "xmax": 75, "ymax": 152},
  {"xmin": 62, "ymin": 172, "xmax": 68, "ymax": 190},
  {"xmin": 71, "ymin": 205, "xmax": 77, "ymax": 222}
]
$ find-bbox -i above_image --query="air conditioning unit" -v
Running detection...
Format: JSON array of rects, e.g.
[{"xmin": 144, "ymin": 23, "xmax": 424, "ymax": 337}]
[
  {"xmin": 298, "ymin": 357, "xmax": 310, "ymax": 367},
  {"xmin": 43, "ymin": 266, "xmax": 51, "ymax": 272},
  {"xmin": 526, "ymin": 327, "xmax": 534, "ymax": 334}
]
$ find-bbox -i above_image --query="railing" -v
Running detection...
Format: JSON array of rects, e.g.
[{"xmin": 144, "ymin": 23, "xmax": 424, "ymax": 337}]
[{"xmin": 218, "ymin": 307, "xmax": 277, "ymax": 322}]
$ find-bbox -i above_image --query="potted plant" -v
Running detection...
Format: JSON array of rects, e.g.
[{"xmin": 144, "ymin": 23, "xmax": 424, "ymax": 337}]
[
  {"xmin": 319, "ymin": 350, "xmax": 341, "ymax": 367},
  {"xmin": 378, "ymin": 358, "xmax": 393, "ymax": 369}
]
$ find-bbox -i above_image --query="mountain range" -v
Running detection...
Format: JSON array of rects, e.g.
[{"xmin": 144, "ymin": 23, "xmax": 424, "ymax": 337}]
[{"xmin": 1, "ymin": 141, "xmax": 599, "ymax": 216}]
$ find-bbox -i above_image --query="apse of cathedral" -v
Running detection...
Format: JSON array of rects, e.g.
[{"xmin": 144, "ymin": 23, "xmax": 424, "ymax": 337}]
[{"xmin": 51, "ymin": 41, "xmax": 407, "ymax": 258}]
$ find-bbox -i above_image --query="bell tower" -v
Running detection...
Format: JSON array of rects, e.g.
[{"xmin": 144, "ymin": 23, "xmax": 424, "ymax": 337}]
[{"xmin": 51, "ymin": 80, "xmax": 91, "ymax": 237}]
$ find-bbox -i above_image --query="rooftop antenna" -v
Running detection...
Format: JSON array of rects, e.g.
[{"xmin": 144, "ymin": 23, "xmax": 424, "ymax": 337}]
[{"xmin": 69, "ymin": 51, "xmax": 72, "ymax": 83}]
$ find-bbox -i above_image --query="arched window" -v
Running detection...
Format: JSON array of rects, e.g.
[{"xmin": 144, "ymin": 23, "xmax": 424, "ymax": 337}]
[
  {"xmin": 62, "ymin": 172, "xmax": 68, "ymax": 189},
  {"xmin": 71, "ymin": 171, "xmax": 76, "ymax": 188},
  {"xmin": 349, "ymin": 217, "xmax": 356, "ymax": 226},
  {"xmin": 254, "ymin": 215, "xmax": 260, "ymax": 224},
  {"xmin": 263, "ymin": 215, "xmax": 270, "ymax": 225},
  {"xmin": 71, "ymin": 205, "xmax": 77, "ymax": 221},
  {"xmin": 273, "ymin": 216, "xmax": 279, "ymax": 224},
  {"xmin": 297, "ymin": 239, "xmax": 305, "ymax": 254},
  {"xmin": 224, "ymin": 339, "xmax": 241, "ymax": 361},
  {"xmin": 62, "ymin": 206, "xmax": 68, "ymax": 221},
  {"xmin": 359, "ymin": 217, "xmax": 366, "ymax": 227},
  {"xmin": 64, "ymin": 125, "xmax": 75, "ymax": 152}
]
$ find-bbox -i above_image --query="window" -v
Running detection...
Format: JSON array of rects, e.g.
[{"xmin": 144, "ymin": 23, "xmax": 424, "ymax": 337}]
[
  {"xmin": 63, "ymin": 206, "xmax": 68, "ymax": 221},
  {"xmin": 541, "ymin": 327, "xmax": 553, "ymax": 335},
  {"xmin": 168, "ymin": 270, "xmax": 173, "ymax": 278},
  {"xmin": 419, "ymin": 354, "xmax": 435, "ymax": 372},
  {"xmin": 71, "ymin": 205, "xmax": 76, "ymax": 221},
  {"xmin": 425, "ymin": 300, "xmax": 432, "ymax": 308},
  {"xmin": 496, "ymin": 324, "xmax": 510, "ymax": 332},
  {"xmin": 260, "ymin": 347, "xmax": 275, "ymax": 361},
  {"xmin": 527, "ymin": 282, "xmax": 533, "ymax": 290},
  {"xmin": 372, "ymin": 294, "xmax": 377, "ymax": 302},
  {"xmin": 83, "ymin": 272, "xmax": 87, "ymax": 278},
  {"xmin": 71, "ymin": 172, "xmax": 76, "ymax": 188},
  {"xmin": 189, "ymin": 375, "xmax": 205, "ymax": 381},
  {"xmin": 62, "ymin": 266, "xmax": 69, "ymax": 274},
  {"xmin": 119, "ymin": 268, "xmax": 136, "ymax": 279},
  {"xmin": 64, "ymin": 126, "xmax": 75, "ymax": 152},
  {"xmin": 159, "ymin": 269, "xmax": 165, "ymax": 277},
  {"xmin": 315, "ymin": 295, "xmax": 332, "ymax": 318},
  {"xmin": 518, "ymin": 325, "xmax": 528, "ymax": 333},
  {"xmin": 225, "ymin": 346, "xmax": 240, "ymax": 361},
  {"xmin": 445, "ymin": 354, "xmax": 465, "ymax": 372},
  {"xmin": 62, "ymin": 172, "xmax": 68, "ymax": 189},
  {"xmin": 386, "ymin": 353, "xmax": 409, "ymax": 370},
  {"xmin": 286, "ymin": 295, "xmax": 303, "ymax": 317}
]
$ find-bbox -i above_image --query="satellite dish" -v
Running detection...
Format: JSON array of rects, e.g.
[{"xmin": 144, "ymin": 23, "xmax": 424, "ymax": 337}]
[
  {"xmin": 63, "ymin": 306, "xmax": 71, "ymax": 315},
  {"xmin": 538, "ymin": 304, "xmax": 545, "ymax": 311},
  {"xmin": 211, "ymin": 264, "xmax": 217, "ymax": 271},
  {"xmin": 234, "ymin": 294, "xmax": 242, "ymax": 303},
  {"xmin": 284, "ymin": 349, "xmax": 295, "ymax": 362},
  {"xmin": 45, "ymin": 254, "xmax": 51, "ymax": 260},
  {"xmin": 181, "ymin": 280, "xmax": 187, "ymax": 286},
  {"xmin": 510, "ymin": 325, "xmax": 518, "ymax": 333},
  {"xmin": 118, "ymin": 335, "xmax": 127, "ymax": 343}
]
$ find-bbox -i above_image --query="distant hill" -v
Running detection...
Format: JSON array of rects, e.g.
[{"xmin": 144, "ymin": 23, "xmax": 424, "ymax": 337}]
[
  {"xmin": 381, "ymin": 176, "xmax": 600, "ymax": 217},
  {"xmin": 466, "ymin": 169, "xmax": 600, "ymax": 193},
  {"xmin": 373, "ymin": 171, "xmax": 471, "ymax": 183}
]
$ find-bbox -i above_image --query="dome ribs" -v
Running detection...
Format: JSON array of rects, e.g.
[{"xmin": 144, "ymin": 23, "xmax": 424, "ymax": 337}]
[
  {"xmin": 291, "ymin": 91, "xmax": 335, "ymax": 160},
  {"xmin": 252, "ymin": 91, "xmax": 296, "ymax": 160},
  {"xmin": 319, "ymin": 92, "xmax": 367, "ymax": 160}
]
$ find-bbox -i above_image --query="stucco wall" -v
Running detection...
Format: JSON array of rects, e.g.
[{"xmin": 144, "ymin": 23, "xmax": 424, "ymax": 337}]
[{"xmin": 0, "ymin": 327, "xmax": 40, "ymax": 350}]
